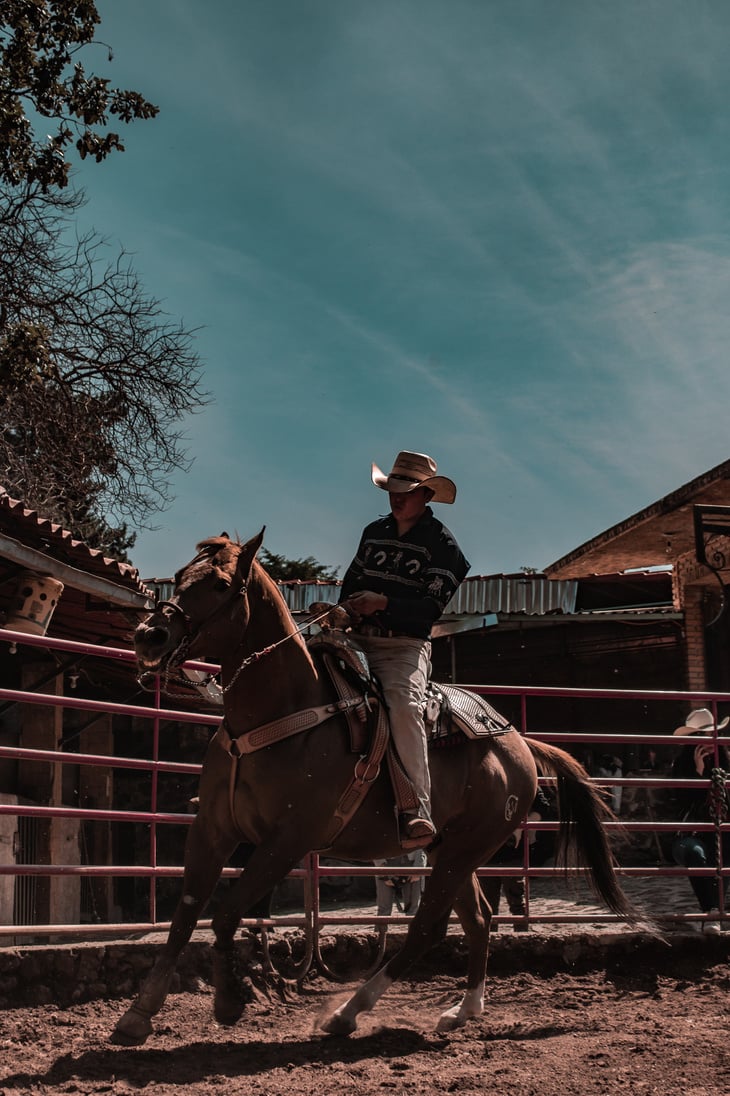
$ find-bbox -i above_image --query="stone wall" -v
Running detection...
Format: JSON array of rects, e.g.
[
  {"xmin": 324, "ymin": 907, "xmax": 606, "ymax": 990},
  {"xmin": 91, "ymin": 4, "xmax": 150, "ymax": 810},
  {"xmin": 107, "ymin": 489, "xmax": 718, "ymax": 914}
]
[{"xmin": 1, "ymin": 930, "xmax": 728, "ymax": 1009}]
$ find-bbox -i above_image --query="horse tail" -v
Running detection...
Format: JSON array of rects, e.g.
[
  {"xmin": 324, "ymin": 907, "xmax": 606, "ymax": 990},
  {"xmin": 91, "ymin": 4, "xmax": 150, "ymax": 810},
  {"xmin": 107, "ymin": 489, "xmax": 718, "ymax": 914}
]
[{"xmin": 524, "ymin": 737, "xmax": 644, "ymax": 926}]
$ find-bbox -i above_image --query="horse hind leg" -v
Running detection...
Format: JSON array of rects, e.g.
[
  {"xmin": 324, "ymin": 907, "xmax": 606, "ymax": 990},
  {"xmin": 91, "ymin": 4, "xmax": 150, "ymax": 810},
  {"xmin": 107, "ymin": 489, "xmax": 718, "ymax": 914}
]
[
  {"xmin": 321, "ymin": 853, "xmax": 476, "ymax": 1036},
  {"xmin": 320, "ymin": 962, "xmax": 395, "ymax": 1036},
  {"xmin": 436, "ymin": 873, "xmax": 494, "ymax": 1032},
  {"xmin": 320, "ymin": 905, "xmax": 451, "ymax": 1036}
]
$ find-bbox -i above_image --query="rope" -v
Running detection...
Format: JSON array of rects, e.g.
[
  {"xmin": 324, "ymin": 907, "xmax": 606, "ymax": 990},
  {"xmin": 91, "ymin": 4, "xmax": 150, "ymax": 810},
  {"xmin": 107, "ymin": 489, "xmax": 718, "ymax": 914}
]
[{"xmin": 709, "ymin": 766, "xmax": 729, "ymax": 890}]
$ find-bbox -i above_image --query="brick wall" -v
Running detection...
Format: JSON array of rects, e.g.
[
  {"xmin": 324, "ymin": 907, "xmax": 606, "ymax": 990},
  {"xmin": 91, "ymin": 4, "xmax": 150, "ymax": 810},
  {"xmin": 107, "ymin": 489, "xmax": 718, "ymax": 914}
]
[{"xmin": 673, "ymin": 551, "xmax": 713, "ymax": 691}]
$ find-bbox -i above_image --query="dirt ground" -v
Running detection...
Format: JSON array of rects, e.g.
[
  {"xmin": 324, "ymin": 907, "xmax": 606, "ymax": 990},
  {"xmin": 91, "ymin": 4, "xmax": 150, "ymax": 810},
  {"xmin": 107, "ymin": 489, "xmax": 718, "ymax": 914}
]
[{"xmin": 2, "ymin": 949, "xmax": 730, "ymax": 1096}]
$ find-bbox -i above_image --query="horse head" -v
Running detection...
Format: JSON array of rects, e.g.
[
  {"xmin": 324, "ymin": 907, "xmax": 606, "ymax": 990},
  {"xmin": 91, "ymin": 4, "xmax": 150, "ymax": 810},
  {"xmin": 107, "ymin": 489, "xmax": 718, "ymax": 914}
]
[{"xmin": 134, "ymin": 529, "xmax": 265, "ymax": 673}]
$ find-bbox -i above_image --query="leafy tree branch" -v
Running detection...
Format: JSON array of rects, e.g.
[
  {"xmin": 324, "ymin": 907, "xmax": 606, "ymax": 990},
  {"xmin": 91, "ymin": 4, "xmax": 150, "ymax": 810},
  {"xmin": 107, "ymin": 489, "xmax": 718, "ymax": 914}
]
[{"xmin": 0, "ymin": 0, "xmax": 158, "ymax": 190}]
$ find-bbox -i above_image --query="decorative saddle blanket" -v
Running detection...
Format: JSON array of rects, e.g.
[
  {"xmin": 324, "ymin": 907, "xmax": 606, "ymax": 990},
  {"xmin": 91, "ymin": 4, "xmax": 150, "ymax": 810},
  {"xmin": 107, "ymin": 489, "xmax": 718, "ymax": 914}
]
[{"xmin": 423, "ymin": 682, "xmax": 514, "ymax": 745}]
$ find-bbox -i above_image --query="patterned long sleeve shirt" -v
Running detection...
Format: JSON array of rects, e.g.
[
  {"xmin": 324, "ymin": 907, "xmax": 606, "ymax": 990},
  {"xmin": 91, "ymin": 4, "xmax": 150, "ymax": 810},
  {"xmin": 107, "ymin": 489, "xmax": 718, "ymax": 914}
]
[{"xmin": 339, "ymin": 507, "xmax": 470, "ymax": 639}]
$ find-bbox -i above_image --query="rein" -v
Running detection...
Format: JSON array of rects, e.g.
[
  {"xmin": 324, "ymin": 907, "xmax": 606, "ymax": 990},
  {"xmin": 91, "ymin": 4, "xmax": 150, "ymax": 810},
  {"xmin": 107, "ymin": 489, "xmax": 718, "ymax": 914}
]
[
  {"xmin": 709, "ymin": 766, "xmax": 729, "ymax": 887},
  {"xmin": 219, "ymin": 604, "xmax": 334, "ymax": 694}
]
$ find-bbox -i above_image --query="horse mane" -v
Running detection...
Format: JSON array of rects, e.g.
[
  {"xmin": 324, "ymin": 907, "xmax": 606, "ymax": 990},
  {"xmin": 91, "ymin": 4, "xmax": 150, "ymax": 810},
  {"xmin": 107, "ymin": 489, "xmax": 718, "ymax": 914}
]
[
  {"xmin": 193, "ymin": 535, "xmax": 241, "ymax": 570},
  {"xmin": 175, "ymin": 535, "xmax": 240, "ymax": 589},
  {"xmin": 248, "ymin": 554, "xmax": 298, "ymax": 630},
  {"xmin": 189, "ymin": 534, "xmax": 303, "ymax": 642}
]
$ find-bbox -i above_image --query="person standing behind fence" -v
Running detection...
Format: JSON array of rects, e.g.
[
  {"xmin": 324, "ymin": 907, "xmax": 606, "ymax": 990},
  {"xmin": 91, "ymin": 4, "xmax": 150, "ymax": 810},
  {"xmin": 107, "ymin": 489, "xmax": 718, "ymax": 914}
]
[
  {"xmin": 670, "ymin": 708, "xmax": 730, "ymax": 934},
  {"xmin": 483, "ymin": 788, "xmax": 555, "ymax": 930},
  {"xmin": 374, "ymin": 850, "xmax": 427, "ymax": 918},
  {"xmin": 595, "ymin": 754, "xmax": 624, "ymax": 814}
]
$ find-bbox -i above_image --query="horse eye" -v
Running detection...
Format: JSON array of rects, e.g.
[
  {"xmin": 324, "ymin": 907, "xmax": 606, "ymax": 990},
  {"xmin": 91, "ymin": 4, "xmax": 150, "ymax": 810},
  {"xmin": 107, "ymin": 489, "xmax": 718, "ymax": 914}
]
[{"xmin": 214, "ymin": 578, "xmax": 229, "ymax": 592}]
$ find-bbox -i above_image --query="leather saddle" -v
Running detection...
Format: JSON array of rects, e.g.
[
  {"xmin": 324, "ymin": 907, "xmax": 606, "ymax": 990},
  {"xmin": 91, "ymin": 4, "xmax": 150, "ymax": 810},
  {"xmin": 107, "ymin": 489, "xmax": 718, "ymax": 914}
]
[{"xmin": 307, "ymin": 629, "xmax": 514, "ymax": 761}]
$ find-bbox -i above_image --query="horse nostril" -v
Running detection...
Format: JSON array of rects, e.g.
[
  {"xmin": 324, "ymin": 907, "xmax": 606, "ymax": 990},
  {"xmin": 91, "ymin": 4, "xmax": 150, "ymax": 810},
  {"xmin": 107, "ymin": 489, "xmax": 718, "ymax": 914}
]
[{"xmin": 136, "ymin": 624, "xmax": 169, "ymax": 648}]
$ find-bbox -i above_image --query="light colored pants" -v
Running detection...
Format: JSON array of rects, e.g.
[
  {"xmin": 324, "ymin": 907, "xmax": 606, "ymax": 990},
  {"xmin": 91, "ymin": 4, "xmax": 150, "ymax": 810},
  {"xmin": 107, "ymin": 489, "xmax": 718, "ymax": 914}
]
[
  {"xmin": 355, "ymin": 634, "xmax": 431, "ymax": 817},
  {"xmin": 374, "ymin": 851, "xmax": 427, "ymax": 915}
]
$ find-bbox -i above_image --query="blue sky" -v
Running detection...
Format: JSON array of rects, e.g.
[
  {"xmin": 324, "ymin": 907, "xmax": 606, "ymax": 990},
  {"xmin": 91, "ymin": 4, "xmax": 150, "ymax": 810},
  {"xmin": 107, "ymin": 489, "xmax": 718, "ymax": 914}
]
[{"xmin": 72, "ymin": 1, "xmax": 730, "ymax": 580}]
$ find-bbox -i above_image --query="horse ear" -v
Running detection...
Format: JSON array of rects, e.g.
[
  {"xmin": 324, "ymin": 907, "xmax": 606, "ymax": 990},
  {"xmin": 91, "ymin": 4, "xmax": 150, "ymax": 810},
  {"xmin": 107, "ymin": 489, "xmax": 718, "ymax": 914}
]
[{"xmin": 236, "ymin": 527, "xmax": 265, "ymax": 581}]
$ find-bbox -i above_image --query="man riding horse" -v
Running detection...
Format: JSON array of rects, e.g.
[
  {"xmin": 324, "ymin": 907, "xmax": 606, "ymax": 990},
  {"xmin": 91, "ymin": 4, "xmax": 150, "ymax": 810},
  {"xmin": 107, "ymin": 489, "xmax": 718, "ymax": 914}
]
[
  {"xmin": 338, "ymin": 450, "xmax": 469, "ymax": 847},
  {"xmin": 112, "ymin": 503, "xmax": 643, "ymax": 1044}
]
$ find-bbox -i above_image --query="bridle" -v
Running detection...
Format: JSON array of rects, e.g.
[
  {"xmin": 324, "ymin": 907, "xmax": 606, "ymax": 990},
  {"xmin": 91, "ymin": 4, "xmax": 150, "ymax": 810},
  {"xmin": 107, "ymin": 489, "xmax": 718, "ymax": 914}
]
[
  {"xmin": 138, "ymin": 578, "xmax": 334, "ymax": 696},
  {"xmin": 136, "ymin": 572, "xmax": 249, "ymax": 693}
]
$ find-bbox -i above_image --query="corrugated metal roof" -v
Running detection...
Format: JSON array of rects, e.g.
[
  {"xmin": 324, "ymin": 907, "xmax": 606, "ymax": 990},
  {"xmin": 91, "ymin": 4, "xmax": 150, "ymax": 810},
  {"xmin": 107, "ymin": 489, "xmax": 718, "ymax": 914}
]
[
  {"xmin": 150, "ymin": 574, "xmax": 578, "ymax": 617},
  {"xmin": 277, "ymin": 574, "xmax": 578, "ymax": 617},
  {"xmin": 444, "ymin": 575, "xmax": 577, "ymax": 615},
  {"xmin": 278, "ymin": 581, "xmax": 342, "ymax": 613}
]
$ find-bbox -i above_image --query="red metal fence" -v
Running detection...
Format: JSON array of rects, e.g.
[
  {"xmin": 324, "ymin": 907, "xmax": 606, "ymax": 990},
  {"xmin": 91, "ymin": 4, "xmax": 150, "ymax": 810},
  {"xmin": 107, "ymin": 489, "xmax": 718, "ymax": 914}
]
[{"xmin": 2, "ymin": 625, "xmax": 730, "ymax": 972}]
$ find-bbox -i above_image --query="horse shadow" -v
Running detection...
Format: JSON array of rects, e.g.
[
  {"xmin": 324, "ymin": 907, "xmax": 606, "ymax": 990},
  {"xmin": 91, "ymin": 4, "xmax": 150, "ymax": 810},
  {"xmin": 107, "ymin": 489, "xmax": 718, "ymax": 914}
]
[{"xmin": 2, "ymin": 1029, "xmax": 443, "ymax": 1088}]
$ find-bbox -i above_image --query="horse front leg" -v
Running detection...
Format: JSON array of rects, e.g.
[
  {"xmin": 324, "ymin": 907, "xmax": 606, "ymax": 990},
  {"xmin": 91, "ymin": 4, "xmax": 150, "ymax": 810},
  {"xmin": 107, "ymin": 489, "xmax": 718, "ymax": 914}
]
[
  {"xmin": 436, "ymin": 873, "xmax": 494, "ymax": 1031},
  {"xmin": 110, "ymin": 819, "xmax": 232, "ymax": 1046},
  {"xmin": 209, "ymin": 840, "xmax": 310, "ymax": 1026}
]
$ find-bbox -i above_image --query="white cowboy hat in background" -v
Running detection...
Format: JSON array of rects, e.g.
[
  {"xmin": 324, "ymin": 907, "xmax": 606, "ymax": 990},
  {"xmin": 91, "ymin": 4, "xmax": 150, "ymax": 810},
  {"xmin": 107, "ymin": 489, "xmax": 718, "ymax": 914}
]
[
  {"xmin": 371, "ymin": 451, "xmax": 457, "ymax": 504},
  {"xmin": 673, "ymin": 707, "xmax": 730, "ymax": 736}
]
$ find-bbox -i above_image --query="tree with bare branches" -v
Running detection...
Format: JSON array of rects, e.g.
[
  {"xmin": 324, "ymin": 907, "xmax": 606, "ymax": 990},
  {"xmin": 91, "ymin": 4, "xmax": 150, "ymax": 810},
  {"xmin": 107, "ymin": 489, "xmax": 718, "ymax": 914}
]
[
  {"xmin": 0, "ymin": 4, "xmax": 208, "ymax": 559},
  {"xmin": 0, "ymin": 184, "xmax": 209, "ymax": 557}
]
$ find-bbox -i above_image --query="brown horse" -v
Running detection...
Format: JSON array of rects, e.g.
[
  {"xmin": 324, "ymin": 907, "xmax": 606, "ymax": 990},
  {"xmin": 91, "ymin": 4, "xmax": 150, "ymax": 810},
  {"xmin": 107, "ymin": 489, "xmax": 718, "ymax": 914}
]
[{"xmin": 112, "ymin": 530, "xmax": 641, "ymax": 1045}]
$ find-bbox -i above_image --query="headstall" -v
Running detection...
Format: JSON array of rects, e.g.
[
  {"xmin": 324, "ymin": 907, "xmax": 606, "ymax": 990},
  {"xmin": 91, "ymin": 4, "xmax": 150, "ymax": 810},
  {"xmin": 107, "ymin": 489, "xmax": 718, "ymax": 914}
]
[{"xmin": 138, "ymin": 582, "xmax": 334, "ymax": 698}]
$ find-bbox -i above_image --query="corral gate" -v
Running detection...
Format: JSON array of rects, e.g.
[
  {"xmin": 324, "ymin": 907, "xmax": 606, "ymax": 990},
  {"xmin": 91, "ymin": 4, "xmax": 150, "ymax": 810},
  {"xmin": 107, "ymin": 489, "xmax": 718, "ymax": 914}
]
[{"xmin": 1, "ymin": 624, "xmax": 730, "ymax": 975}]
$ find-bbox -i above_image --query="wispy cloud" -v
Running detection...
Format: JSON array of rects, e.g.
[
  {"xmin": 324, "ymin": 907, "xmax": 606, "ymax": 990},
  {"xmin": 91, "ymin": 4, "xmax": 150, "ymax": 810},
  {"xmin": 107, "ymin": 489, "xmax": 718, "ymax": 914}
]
[{"xmin": 90, "ymin": 1, "xmax": 730, "ymax": 578}]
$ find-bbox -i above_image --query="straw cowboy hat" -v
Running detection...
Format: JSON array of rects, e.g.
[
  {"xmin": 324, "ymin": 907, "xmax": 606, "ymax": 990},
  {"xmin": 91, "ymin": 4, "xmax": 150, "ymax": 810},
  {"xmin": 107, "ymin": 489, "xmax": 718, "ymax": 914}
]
[
  {"xmin": 673, "ymin": 708, "xmax": 730, "ymax": 737},
  {"xmin": 371, "ymin": 451, "xmax": 457, "ymax": 504}
]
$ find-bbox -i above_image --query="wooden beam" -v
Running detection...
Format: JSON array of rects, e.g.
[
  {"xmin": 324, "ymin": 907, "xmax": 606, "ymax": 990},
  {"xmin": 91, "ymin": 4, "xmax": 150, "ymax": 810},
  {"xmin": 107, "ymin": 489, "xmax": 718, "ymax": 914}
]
[{"xmin": 0, "ymin": 532, "xmax": 153, "ymax": 610}]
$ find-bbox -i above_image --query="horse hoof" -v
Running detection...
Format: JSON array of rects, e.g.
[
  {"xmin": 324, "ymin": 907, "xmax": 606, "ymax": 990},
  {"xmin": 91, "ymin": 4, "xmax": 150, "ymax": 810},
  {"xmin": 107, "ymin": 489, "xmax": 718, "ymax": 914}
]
[
  {"xmin": 320, "ymin": 1011, "xmax": 357, "ymax": 1036},
  {"xmin": 110, "ymin": 1009, "xmax": 153, "ymax": 1046},
  {"xmin": 214, "ymin": 999, "xmax": 246, "ymax": 1026},
  {"xmin": 212, "ymin": 946, "xmax": 250, "ymax": 1025},
  {"xmin": 436, "ymin": 1007, "xmax": 466, "ymax": 1033}
]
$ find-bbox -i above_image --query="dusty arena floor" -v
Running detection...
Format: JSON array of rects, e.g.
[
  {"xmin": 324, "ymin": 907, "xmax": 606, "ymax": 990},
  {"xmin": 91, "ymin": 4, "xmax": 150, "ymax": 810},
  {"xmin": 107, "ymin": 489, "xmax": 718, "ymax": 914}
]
[
  {"xmin": 2, "ymin": 874, "xmax": 730, "ymax": 1095},
  {"xmin": 2, "ymin": 950, "xmax": 730, "ymax": 1096}
]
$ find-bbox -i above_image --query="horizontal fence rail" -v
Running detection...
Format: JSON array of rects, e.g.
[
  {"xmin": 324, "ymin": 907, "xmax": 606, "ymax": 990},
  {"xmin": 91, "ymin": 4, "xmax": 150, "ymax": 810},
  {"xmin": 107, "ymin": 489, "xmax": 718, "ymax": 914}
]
[{"xmin": 2, "ymin": 625, "xmax": 730, "ymax": 976}]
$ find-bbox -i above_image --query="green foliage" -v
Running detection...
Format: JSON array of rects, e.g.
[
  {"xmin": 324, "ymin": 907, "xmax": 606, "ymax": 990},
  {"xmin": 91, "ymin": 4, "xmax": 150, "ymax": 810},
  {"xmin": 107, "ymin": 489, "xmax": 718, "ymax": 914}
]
[
  {"xmin": 0, "ymin": 0, "xmax": 158, "ymax": 189},
  {"xmin": 259, "ymin": 549, "xmax": 339, "ymax": 583},
  {"xmin": 0, "ymin": 321, "xmax": 53, "ymax": 384}
]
